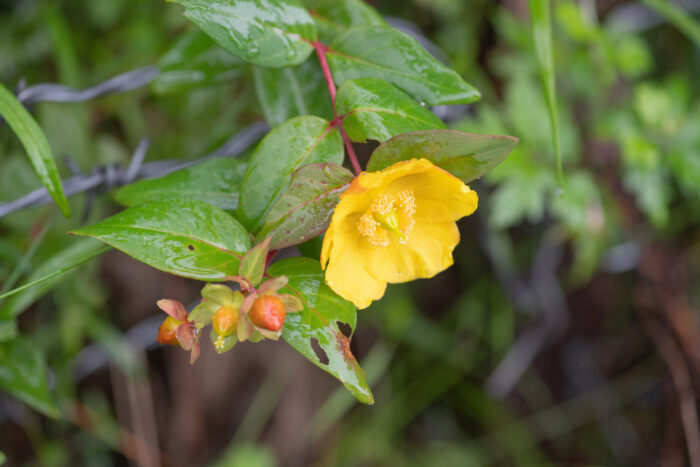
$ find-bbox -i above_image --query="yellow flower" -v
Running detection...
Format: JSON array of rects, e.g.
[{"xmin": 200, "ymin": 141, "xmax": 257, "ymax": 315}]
[{"xmin": 321, "ymin": 159, "xmax": 478, "ymax": 309}]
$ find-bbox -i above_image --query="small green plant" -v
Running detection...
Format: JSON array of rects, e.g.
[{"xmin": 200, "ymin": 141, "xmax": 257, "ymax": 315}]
[{"xmin": 64, "ymin": 0, "xmax": 518, "ymax": 403}]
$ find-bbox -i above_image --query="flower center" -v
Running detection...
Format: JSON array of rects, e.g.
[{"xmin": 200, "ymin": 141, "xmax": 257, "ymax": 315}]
[{"xmin": 357, "ymin": 190, "xmax": 416, "ymax": 247}]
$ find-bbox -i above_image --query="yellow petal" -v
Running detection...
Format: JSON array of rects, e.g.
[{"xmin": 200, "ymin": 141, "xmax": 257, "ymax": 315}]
[
  {"xmin": 360, "ymin": 205, "xmax": 460, "ymax": 283},
  {"xmin": 322, "ymin": 218, "xmax": 387, "ymax": 309},
  {"xmin": 387, "ymin": 163, "xmax": 478, "ymax": 221}
]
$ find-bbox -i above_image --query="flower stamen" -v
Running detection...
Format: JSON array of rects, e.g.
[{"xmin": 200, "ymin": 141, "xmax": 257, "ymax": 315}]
[{"xmin": 357, "ymin": 190, "xmax": 416, "ymax": 246}]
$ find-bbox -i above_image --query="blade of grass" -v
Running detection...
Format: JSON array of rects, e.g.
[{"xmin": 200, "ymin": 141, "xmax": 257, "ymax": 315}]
[
  {"xmin": 0, "ymin": 220, "xmax": 53, "ymax": 296},
  {"xmin": 528, "ymin": 0, "xmax": 565, "ymax": 189},
  {"xmin": 641, "ymin": 0, "xmax": 700, "ymax": 46},
  {"xmin": 0, "ymin": 244, "xmax": 109, "ymax": 304},
  {"xmin": 0, "ymin": 83, "xmax": 71, "ymax": 217}
]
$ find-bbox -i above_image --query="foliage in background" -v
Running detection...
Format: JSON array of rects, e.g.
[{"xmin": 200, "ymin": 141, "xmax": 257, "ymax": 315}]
[{"xmin": 1, "ymin": 0, "xmax": 700, "ymax": 465}]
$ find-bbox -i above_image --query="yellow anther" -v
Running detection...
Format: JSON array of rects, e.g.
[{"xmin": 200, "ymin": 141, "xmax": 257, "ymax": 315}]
[
  {"xmin": 371, "ymin": 193, "xmax": 395, "ymax": 215},
  {"xmin": 357, "ymin": 212, "xmax": 389, "ymax": 246},
  {"xmin": 358, "ymin": 190, "xmax": 416, "ymax": 246},
  {"xmin": 215, "ymin": 335, "xmax": 225, "ymax": 350}
]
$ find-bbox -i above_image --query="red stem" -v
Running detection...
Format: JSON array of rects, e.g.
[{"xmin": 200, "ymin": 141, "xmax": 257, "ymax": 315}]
[
  {"xmin": 313, "ymin": 41, "xmax": 362, "ymax": 176},
  {"xmin": 314, "ymin": 41, "xmax": 336, "ymax": 113},
  {"xmin": 340, "ymin": 123, "xmax": 362, "ymax": 175}
]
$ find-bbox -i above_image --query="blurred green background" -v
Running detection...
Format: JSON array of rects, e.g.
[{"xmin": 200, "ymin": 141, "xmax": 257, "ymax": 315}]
[{"xmin": 2, "ymin": 0, "xmax": 700, "ymax": 465}]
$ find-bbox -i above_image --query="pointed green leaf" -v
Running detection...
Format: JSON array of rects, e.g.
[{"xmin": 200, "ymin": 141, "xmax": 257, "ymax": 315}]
[
  {"xmin": 114, "ymin": 158, "xmax": 247, "ymax": 211},
  {"xmin": 152, "ymin": 28, "xmax": 245, "ymax": 93},
  {"xmin": 268, "ymin": 257, "xmax": 373, "ymax": 404},
  {"xmin": 253, "ymin": 59, "xmax": 333, "ymax": 126},
  {"xmin": 72, "ymin": 200, "xmax": 252, "ymax": 281},
  {"xmin": 237, "ymin": 116, "xmax": 343, "ymax": 231},
  {"xmin": 257, "ymin": 163, "xmax": 353, "ymax": 249},
  {"xmin": 0, "ymin": 83, "xmax": 70, "ymax": 217},
  {"xmin": 336, "ymin": 78, "xmax": 446, "ymax": 143},
  {"xmin": 327, "ymin": 26, "xmax": 480, "ymax": 106},
  {"xmin": 367, "ymin": 130, "xmax": 518, "ymax": 183},
  {"xmin": 170, "ymin": 0, "xmax": 316, "ymax": 68},
  {"xmin": 239, "ymin": 237, "xmax": 271, "ymax": 286},
  {"xmin": 0, "ymin": 336, "xmax": 59, "ymax": 418}
]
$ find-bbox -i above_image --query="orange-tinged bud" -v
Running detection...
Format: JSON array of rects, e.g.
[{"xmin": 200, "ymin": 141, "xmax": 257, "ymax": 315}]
[
  {"xmin": 249, "ymin": 295, "xmax": 286, "ymax": 331},
  {"xmin": 212, "ymin": 305, "xmax": 239, "ymax": 337},
  {"xmin": 157, "ymin": 316, "xmax": 181, "ymax": 346}
]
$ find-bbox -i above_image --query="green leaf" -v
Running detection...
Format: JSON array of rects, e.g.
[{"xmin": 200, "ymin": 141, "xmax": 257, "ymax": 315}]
[
  {"xmin": 367, "ymin": 130, "xmax": 518, "ymax": 183},
  {"xmin": 114, "ymin": 158, "xmax": 246, "ymax": 211},
  {"xmin": 239, "ymin": 237, "xmax": 271, "ymax": 286},
  {"xmin": 327, "ymin": 26, "xmax": 480, "ymax": 106},
  {"xmin": 152, "ymin": 27, "xmax": 245, "ymax": 93},
  {"xmin": 528, "ymin": 0, "xmax": 564, "ymax": 187},
  {"xmin": 253, "ymin": 59, "xmax": 333, "ymax": 126},
  {"xmin": 71, "ymin": 200, "xmax": 252, "ymax": 281},
  {"xmin": 0, "ymin": 320, "xmax": 17, "ymax": 342},
  {"xmin": 237, "ymin": 116, "xmax": 343, "ymax": 231},
  {"xmin": 268, "ymin": 257, "xmax": 373, "ymax": 404},
  {"xmin": 0, "ymin": 83, "xmax": 70, "ymax": 217},
  {"xmin": 336, "ymin": 78, "xmax": 446, "ymax": 143},
  {"xmin": 0, "ymin": 239, "xmax": 108, "ymax": 320},
  {"xmin": 171, "ymin": 0, "xmax": 316, "ymax": 68},
  {"xmin": 0, "ymin": 336, "xmax": 59, "ymax": 418},
  {"xmin": 303, "ymin": 0, "xmax": 386, "ymax": 42},
  {"xmin": 257, "ymin": 163, "xmax": 353, "ymax": 249}
]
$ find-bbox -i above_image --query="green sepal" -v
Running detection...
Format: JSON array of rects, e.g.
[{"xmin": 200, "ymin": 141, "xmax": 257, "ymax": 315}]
[
  {"xmin": 238, "ymin": 237, "xmax": 271, "ymax": 287},
  {"xmin": 210, "ymin": 328, "xmax": 238, "ymax": 354}
]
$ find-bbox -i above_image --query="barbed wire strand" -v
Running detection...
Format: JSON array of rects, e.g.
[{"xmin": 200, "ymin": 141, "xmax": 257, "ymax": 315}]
[{"xmin": 0, "ymin": 66, "xmax": 269, "ymax": 219}]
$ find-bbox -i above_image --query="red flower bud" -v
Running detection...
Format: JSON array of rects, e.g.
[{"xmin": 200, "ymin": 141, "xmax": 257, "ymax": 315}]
[
  {"xmin": 157, "ymin": 316, "xmax": 182, "ymax": 346},
  {"xmin": 249, "ymin": 295, "xmax": 286, "ymax": 331},
  {"xmin": 212, "ymin": 305, "xmax": 239, "ymax": 337}
]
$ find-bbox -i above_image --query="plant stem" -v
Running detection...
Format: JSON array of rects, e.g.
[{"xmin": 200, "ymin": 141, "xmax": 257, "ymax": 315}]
[
  {"xmin": 313, "ymin": 41, "xmax": 362, "ymax": 176},
  {"xmin": 313, "ymin": 41, "xmax": 336, "ymax": 113},
  {"xmin": 340, "ymin": 123, "xmax": 362, "ymax": 175}
]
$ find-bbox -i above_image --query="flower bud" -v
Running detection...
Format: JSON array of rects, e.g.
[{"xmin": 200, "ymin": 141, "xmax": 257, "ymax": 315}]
[
  {"xmin": 157, "ymin": 316, "xmax": 182, "ymax": 346},
  {"xmin": 249, "ymin": 295, "xmax": 286, "ymax": 331},
  {"xmin": 212, "ymin": 305, "xmax": 239, "ymax": 337}
]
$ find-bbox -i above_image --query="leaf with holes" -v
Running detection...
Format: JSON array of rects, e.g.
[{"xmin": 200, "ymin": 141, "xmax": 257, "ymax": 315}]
[
  {"xmin": 0, "ymin": 336, "xmax": 59, "ymax": 418},
  {"xmin": 268, "ymin": 257, "xmax": 373, "ymax": 404},
  {"xmin": 170, "ymin": 0, "xmax": 316, "ymax": 68},
  {"xmin": 327, "ymin": 26, "xmax": 480, "ymax": 106},
  {"xmin": 253, "ymin": 60, "xmax": 333, "ymax": 126},
  {"xmin": 152, "ymin": 28, "xmax": 245, "ymax": 93},
  {"xmin": 336, "ymin": 78, "xmax": 446, "ymax": 143},
  {"xmin": 367, "ymin": 130, "xmax": 519, "ymax": 183},
  {"xmin": 71, "ymin": 200, "xmax": 251, "ymax": 281},
  {"xmin": 256, "ymin": 163, "xmax": 353, "ymax": 249},
  {"xmin": 237, "ymin": 116, "xmax": 343, "ymax": 232},
  {"xmin": 114, "ymin": 158, "xmax": 247, "ymax": 211}
]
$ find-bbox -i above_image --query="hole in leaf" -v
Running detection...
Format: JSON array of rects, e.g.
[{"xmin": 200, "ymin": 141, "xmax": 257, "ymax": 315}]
[
  {"xmin": 310, "ymin": 337, "xmax": 329, "ymax": 365},
  {"xmin": 336, "ymin": 321, "xmax": 352, "ymax": 338},
  {"xmin": 187, "ymin": 245, "xmax": 195, "ymax": 251}
]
